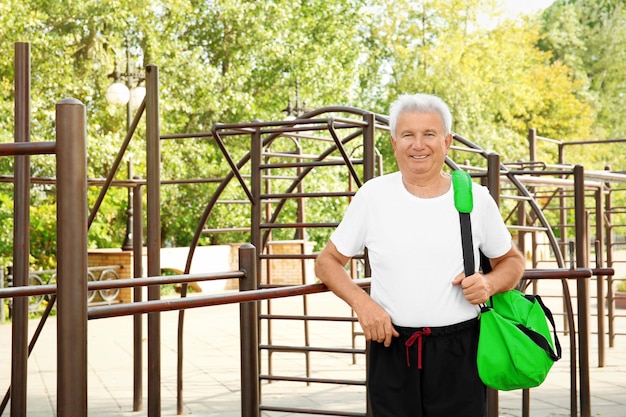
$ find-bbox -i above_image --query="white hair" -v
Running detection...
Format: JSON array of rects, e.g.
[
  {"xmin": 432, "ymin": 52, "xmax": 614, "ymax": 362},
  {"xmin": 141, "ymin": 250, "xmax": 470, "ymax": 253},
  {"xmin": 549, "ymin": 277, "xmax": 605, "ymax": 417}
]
[{"xmin": 389, "ymin": 93, "xmax": 452, "ymax": 136}]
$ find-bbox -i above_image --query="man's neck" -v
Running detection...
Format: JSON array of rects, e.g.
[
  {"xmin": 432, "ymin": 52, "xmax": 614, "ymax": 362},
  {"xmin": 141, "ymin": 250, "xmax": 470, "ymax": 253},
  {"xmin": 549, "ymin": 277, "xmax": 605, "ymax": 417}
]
[{"xmin": 401, "ymin": 172, "xmax": 451, "ymax": 198}]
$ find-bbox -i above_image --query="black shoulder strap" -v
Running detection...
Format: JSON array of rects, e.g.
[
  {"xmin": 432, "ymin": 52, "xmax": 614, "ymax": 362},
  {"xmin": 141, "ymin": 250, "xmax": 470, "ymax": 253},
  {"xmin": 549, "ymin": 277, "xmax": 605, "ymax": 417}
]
[{"xmin": 452, "ymin": 170, "xmax": 491, "ymax": 276}]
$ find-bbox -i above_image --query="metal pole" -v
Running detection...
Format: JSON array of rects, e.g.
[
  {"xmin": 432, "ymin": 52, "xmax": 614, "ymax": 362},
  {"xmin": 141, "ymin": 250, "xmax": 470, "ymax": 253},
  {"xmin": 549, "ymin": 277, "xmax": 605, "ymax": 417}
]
[
  {"xmin": 11, "ymin": 41, "xmax": 31, "ymax": 417},
  {"xmin": 133, "ymin": 182, "xmax": 144, "ymax": 411},
  {"xmin": 0, "ymin": 269, "xmax": 4, "ymax": 323},
  {"xmin": 485, "ymin": 152, "xmax": 500, "ymax": 417},
  {"xmin": 574, "ymin": 164, "xmax": 591, "ymax": 417},
  {"xmin": 55, "ymin": 97, "xmax": 88, "ymax": 417},
  {"xmin": 122, "ymin": 43, "xmax": 134, "ymax": 251},
  {"xmin": 528, "ymin": 128, "xmax": 536, "ymax": 162},
  {"xmin": 595, "ymin": 187, "xmax": 605, "ymax": 368},
  {"xmin": 250, "ymin": 128, "xmax": 262, "ymax": 272},
  {"xmin": 362, "ymin": 112, "xmax": 375, "ymax": 417},
  {"xmin": 122, "ymin": 157, "xmax": 134, "ymax": 250},
  {"xmin": 604, "ymin": 165, "xmax": 615, "ymax": 348},
  {"xmin": 362, "ymin": 113, "xmax": 375, "ymax": 182},
  {"xmin": 239, "ymin": 244, "xmax": 259, "ymax": 417},
  {"xmin": 145, "ymin": 63, "xmax": 162, "ymax": 417}
]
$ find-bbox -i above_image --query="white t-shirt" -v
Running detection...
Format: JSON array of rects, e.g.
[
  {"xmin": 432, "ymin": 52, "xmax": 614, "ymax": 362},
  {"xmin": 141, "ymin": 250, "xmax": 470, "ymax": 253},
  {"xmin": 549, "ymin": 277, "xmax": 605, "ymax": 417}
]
[{"xmin": 330, "ymin": 171, "xmax": 512, "ymax": 327}]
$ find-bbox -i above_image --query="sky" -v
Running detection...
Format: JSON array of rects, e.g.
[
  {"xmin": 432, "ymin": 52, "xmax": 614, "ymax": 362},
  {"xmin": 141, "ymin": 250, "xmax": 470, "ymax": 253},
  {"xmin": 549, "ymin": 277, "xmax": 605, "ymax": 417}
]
[{"xmin": 501, "ymin": 0, "xmax": 556, "ymax": 18}]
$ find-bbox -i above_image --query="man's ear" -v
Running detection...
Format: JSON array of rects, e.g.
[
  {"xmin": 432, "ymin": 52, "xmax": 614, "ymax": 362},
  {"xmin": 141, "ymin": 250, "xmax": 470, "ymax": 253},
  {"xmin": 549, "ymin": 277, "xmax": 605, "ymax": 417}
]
[
  {"xmin": 444, "ymin": 133, "xmax": 453, "ymax": 150},
  {"xmin": 390, "ymin": 135, "xmax": 397, "ymax": 151}
]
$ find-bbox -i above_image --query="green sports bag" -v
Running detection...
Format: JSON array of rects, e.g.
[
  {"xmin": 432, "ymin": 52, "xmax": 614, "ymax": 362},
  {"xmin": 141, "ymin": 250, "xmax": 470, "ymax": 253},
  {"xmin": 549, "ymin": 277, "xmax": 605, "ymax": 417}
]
[
  {"xmin": 452, "ymin": 170, "xmax": 561, "ymax": 391},
  {"xmin": 477, "ymin": 290, "xmax": 561, "ymax": 390}
]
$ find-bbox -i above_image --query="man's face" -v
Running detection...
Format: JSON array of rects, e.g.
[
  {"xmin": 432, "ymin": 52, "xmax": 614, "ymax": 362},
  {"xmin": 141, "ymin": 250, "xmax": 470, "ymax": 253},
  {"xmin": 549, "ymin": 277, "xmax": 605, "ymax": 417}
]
[{"xmin": 391, "ymin": 111, "xmax": 452, "ymax": 181}]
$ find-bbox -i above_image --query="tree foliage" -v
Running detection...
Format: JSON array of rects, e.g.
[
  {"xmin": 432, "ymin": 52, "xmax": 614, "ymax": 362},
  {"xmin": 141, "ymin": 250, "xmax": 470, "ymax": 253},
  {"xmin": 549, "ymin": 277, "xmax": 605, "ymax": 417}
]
[{"xmin": 0, "ymin": 0, "xmax": 621, "ymax": 268}]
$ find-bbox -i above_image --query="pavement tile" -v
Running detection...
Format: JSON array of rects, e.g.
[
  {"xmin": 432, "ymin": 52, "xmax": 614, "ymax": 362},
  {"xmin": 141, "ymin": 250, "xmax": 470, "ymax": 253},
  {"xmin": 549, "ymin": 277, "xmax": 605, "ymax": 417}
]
[{"xmin": 1, "ymin": 287, "xmax": 626, "ymax": 416}]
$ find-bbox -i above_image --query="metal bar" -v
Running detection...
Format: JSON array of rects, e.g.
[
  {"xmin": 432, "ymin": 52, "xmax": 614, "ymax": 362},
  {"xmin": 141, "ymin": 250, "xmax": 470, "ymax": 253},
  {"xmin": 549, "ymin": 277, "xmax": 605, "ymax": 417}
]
[
  {"xmin": 261, "ymin": 191, "xmax": 355, "ymax": 199},
  {"xmin": 212, "ymin": 115, "xmax": 369, "ymax": 131},
  {"xmin": 55, "ymin": 97, "xmax": 88, "ymax": 417},
  {"xmin": 595, "ymin": 187, "xmax": 606, "ymax": 368},
  {"xmin": 211, "ymin": 129, "xmax": 254, "ymax": 201},
  {"xmin": 259, "ymin": 314, "xmax": 358, "ymax": 322},
  {"xmin": 260, "ymin": 159, "xmax": 360, "ymax": 170},
  {"xmin": 11, "ymin": 41, "xmax": 30, "ymax": 417},
  {"xmin": 132, "ymin": 183, "xmax": 144, "ymax": 411},
  {"xmin": 251, "ymin": 129, "xmax": 263, "ymax": 273},
  {"xmin": 246, "ymin": 127, "xmax": 263, "ymax": 417},
  {"xmin": 328, "ymin": 122, "xmax": 362, "ymax": 188},
  {"xmin": 529, "ymin": 128, "xmax": 537, "ymax": 162},
  {"xmin": 0, "ymin": 269, "xmax": 4, "ymax": 325},
  {"xmin": 259, "ymin": 254, "xmax": 319, "ymax": 260},
  {"xmin": 260, "ymin": 375, "xmax": 365, "ymax": 386},
  {"xmin": 259, "ymin": 405, "xmax": 365, "ymax": 417},
  {"xmin": 87, "ymin": 101, "xmax": 145, "ymax": 228},
  {"xmin": 562, "ymin": 137, "xmax": 626, "ymax": 147},
  {"xmin": 486, "ymin": 153, "xmax": 500, "ymax": 417},
  {"xmin": 88, "ymin": 280, "xmax": 372, "ymax": 319},
  {"xmin": 239, "ymin": 244, "xmax": 260, "ymax": 417},
  {"xmin": 574, "ymin": 164, "xmax": 591, "ymax": 417},
  {"xmin": 0, "ymin": 267, "xmax": 606, "ymax": 299},
  {"xmin": 0, "ymin": 141, "xmax": 55, "ymax": 156},
  {"xmin": 82, "ymin": 266, "xmax": 605, "ymax": 318},
  {"xmin": 259, "ymin": 345, "xmax": 366, "ymax": 355},
  {"xmin": 605, "ymin": 179, "xmax": 616, "ymax": 348},
  {"xmin": 145, "ymin": 63, "xmax": 162, "ymax": 417},
  {"xmin": 362, "ymin": 112, "xmax": 376, "ymax": 183},
  {"xmin": 259, "ymin": 222, "xmax": 339, "ymax": 229}
]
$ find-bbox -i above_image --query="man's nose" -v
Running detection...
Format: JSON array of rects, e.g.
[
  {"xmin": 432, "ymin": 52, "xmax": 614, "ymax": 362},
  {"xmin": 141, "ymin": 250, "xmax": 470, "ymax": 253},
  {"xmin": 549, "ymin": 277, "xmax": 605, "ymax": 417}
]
[{"xmin": 410, "ymin": 135, "xmax": 424, "ymax": 148}]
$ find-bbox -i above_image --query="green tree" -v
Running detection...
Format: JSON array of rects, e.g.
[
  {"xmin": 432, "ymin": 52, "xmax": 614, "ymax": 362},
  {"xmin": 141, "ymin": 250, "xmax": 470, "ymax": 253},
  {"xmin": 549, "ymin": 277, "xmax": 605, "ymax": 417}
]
[
  {"xmin": 0, "ymin": 0, "xmax": 372, "ymax": 263},
  {"xmin": 362, "ymin": 0, "xmax": 594, "ymax": 165},
  {"xmin": 539, "ymin": 0, "xmax": 626, "ymax": 139},
  {"xmin": 0, "ymin": 0, "xmax": 617, "ymax": 272}
]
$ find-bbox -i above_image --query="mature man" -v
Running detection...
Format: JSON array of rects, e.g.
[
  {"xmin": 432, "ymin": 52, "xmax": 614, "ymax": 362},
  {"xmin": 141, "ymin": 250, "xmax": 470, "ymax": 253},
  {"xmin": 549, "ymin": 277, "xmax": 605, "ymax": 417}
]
[{"xmin": 314, "ymin": 93, "xmax": 525, "ymax": 417}]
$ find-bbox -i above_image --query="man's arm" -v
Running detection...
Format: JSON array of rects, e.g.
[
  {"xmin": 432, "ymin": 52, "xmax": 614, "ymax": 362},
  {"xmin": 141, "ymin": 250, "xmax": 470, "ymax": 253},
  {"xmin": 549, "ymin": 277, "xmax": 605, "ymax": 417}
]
[
  {"xmin": 315, "ymin": 241, "xmax": 399, "ymax": 346},
  {"xmin": 452, "ymin": 244, "xmax": 525, "ymax": 305}
]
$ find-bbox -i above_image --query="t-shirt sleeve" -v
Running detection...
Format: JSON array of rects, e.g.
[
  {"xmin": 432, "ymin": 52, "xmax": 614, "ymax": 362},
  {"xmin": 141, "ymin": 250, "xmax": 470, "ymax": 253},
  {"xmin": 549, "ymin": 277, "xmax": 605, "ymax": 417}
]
[
  {"xmin": 329, "ymin": 187, "xmax": 369, "ymax": 258},
  {"xmin": 475, "ymin": 185, "xmax": 513, "ymax": 259}
]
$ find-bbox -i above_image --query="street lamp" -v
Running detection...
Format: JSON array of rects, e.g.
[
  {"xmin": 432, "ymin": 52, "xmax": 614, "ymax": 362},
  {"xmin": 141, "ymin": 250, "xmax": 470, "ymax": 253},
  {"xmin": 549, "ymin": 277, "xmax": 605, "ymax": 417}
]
[
  {"xmin": 282, "ymin": 79, "xmax": 309, "ymax": 120},
  {"xmin": 105, "ymin": 39, "xmax": 145, "ymax": 250}
]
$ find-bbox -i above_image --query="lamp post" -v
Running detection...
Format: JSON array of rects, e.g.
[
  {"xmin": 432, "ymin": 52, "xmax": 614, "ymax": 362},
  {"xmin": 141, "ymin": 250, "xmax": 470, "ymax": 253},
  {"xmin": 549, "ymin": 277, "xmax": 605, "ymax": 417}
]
[
  {"xmin": 282, "ymin": 79, "xmax": 309, "ymax": 120},
  {"xmin": 105, "ymin": 39, "xmax": 145, "ymax": 251}
]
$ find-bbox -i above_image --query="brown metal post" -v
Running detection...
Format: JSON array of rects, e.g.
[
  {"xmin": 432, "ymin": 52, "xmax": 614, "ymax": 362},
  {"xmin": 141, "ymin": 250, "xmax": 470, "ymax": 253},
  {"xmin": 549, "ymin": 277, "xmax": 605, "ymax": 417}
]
[
  {"xmin": 604, "ymin": 166, "xmax": 615, "ymax": 348},
  {"xmin": 595, "ymin": 187, "xmax": 605, "ymax": 368},
  {"xmin": 247, "ymin": 127, "xmax": 262, "ymax": 415},
  {"xmin": 133, "ymin": 182, "xmax": 144, "ymax": 411},
  {"xmin": 486, "ymin": 153, "xmax": 501, "ymax": 201},
  {"xmin": 362, "ymin": 112, "xmax": 376, "ymax": 417},
  {"xmin": 56, "ymin": 98, "xmax": 88, "ymax": 417},
  {"xmin": 362, "ymin": 113, "xmax": 375, "ymax": 182},
  {"xmin": 11, "ymin": 41, "xmax": 31, "ymax": 417},
  {"xmin": 239, "ymin": 244, "xmax": 260, "ymax": 417},
  {"xmin": 528, "ymin": 128, "xmax": 536, "ymax": 162},
  {"xmin": 145, "ymin": 64, "xmax": 162, "ymax": 417},
  {"xmin": 574, "ymin": 165, "xmax": 591, "ymax": 417},
  {"xmin": 250, "ymin": 128, "xmax": 262, "ymax": 271},
  {"xmin": 485, "ymin": 152, "xmax": 500, "ymax": 417}
]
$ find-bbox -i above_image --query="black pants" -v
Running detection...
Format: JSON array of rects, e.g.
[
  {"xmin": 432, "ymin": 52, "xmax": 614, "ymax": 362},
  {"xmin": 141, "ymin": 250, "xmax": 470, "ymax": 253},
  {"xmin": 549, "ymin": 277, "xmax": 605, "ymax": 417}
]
[{"xmin": 368, "ymin": 318, "xmax": 485, "ymax": 417}]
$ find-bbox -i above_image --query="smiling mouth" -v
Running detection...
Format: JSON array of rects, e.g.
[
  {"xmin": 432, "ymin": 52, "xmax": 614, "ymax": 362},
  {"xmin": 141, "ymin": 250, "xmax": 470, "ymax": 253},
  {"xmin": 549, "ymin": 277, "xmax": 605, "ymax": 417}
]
[{"xmin": 411, "ymin": 155, "xmax": 428, "ymax": 159}]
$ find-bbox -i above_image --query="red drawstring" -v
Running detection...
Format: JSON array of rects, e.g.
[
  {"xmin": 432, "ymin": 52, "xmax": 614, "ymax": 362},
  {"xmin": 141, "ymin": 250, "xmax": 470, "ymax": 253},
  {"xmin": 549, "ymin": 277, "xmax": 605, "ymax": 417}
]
[{"xmin": 405, "ymin": 328, "xmax": 431, "ymax": 368}]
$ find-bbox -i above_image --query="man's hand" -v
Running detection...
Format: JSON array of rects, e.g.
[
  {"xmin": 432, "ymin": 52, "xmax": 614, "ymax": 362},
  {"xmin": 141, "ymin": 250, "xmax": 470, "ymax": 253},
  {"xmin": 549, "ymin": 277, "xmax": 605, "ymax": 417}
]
[
  {"xmin": 353, "ymin": 296, "xmax": 400, "ymax": 347},
  {"xmin": 452, "ymin": 272, "xmax": 491, "ymax": 305},
  {"xmin": 452, "ymin": 246, "xmax": 525, "ymax": 305},
  {"xmin": 315, "ymin": 241, "xmax": 400, "ymax": 347}
]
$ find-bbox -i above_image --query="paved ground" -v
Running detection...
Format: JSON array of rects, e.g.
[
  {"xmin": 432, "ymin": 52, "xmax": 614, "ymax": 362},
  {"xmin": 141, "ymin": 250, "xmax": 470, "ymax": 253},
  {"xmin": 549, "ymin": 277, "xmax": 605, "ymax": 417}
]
[{"xmin": 1, "ymin": 284, "xmax": 626, "ymax": 416}]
